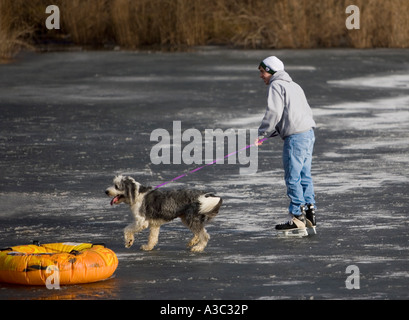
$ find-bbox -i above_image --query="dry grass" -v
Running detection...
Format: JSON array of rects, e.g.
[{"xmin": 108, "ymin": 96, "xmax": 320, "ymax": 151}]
[
  {"xmin": 110, "ymin": 0, "xmax": 217, "ymax": 49},
  {"xmin": 0, "ymin": 0, "xmax": 34, "ymax": 61},
  {"xmin": 1, "ymin": 0, "xmax": 408, "ymax": 60}
]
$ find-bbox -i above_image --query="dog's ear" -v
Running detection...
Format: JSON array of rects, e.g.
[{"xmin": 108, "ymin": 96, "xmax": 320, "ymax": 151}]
[
  {"xmin": 139, "ymin": 186, "xmax": 152, "ymax": 194},
  {"xmin": 123, "ymin": 177, "xmax": 137, "ymax": 204},
  {"xmin": 113, "ymin": 175, "xmax": 123, "ymax": 187}
]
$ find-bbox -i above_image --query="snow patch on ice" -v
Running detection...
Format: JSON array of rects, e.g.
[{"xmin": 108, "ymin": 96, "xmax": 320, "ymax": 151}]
[
  {"xmin": 328, "ymin": 74, "xmax": 409, "ymax": 89},
  {"xmin": 315, "ymin": 95, "xmax": 409, "ymax": 131}
]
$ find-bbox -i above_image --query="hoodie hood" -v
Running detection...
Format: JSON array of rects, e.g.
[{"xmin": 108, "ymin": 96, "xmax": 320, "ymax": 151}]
[{"xmin": 270, "ymin": 70, "xmax": 293, "ymax": 83}]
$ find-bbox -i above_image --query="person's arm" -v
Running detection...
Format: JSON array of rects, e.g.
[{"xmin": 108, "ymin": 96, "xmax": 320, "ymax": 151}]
[{"xmin": 257, "ymin": 85, "xmax": 284, "ymax": 143}]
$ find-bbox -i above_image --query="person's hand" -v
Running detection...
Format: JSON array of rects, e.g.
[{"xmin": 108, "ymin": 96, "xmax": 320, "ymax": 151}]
[{"xmin": 254, "ymin": 138, "xmax": 264, "ymax": 146}]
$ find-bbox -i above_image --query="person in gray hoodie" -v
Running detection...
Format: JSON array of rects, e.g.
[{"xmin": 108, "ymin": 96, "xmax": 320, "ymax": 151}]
[{"xmin": 255, "ymin": 56, "xmax": 317, "ymax": 236}]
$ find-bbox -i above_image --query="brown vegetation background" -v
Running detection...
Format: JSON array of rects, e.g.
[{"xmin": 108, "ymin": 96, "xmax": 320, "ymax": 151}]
[{"xmin": 1, "ymin": 0, "xmax": 408, "ymax": 60}]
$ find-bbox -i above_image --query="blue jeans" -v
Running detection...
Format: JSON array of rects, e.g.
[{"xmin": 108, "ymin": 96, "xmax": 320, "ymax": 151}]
[{"xmin": 282, "ymin": 129, "xmax": 315, "ymax": 216}]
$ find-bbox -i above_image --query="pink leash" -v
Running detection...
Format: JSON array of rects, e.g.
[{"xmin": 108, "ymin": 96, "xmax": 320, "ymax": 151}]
[{"xmin": 154, "ymin": 137, "xmax": 268, "ymax": 189}]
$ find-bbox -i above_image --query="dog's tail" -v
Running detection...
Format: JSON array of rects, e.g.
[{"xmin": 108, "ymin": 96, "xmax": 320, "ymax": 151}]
[{"xmin": 198, "ymin": 193, "xmax": 222, "ymax": 217}]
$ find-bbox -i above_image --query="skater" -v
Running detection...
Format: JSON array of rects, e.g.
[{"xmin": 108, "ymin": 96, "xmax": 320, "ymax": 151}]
[{"xmin": 255, "ymin": 56, "xmax": 317, "ymax": 236}]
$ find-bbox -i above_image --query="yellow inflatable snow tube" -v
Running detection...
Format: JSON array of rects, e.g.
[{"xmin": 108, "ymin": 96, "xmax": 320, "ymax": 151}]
[{"xmin": 0, "ymin": 242, "xmax": 118, "ymax": 286}]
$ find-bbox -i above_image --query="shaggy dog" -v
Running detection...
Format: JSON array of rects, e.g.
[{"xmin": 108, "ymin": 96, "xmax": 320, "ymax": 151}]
[{"xmin": 105, "ymin": 175, "xmax": 222, "ymax": 252}]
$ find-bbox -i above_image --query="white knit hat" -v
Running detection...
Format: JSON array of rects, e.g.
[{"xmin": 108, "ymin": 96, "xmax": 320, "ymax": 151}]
[{"xmin": 259, "ymin": 56, "xmax": 285, "ymax": 74}]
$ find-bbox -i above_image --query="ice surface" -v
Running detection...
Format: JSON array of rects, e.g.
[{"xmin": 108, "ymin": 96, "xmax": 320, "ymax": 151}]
[{"xmin": 0, "ymin": 48, "xmax": 408, "ymax": 299}]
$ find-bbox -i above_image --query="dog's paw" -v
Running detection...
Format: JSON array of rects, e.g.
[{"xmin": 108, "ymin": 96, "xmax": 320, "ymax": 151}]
[
  {"xmin": 187, "ymin": 235, "xmax": 199, "ymax": 248},
  {"xmin": 125, "ymin": 239, "xmax": 134, "ymax": 248},
  {"xmin": 124, "ymin": 234, "xmax": 134, "ymax": 248},
  {"xmin": 190, "ymin": 245, "xmax": 205, "ymax": 253},
  {"xmin": 140, "ymin": 244, "xmax": 154, "ymax": 251}
]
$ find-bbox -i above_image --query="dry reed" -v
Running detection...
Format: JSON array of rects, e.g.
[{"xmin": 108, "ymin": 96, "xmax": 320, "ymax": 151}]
[
  {"xmin": 0, "ymin": 0, "xmax": 34, "ymax": 61},
  {"xmin": 1, "ymin": 0, "xmax": 408, "ymax": 60}
]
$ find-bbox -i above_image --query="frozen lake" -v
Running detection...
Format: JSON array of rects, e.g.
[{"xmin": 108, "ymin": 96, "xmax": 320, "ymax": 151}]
[{"xmin": 0, "ymin": 48, "xmax": 408, "ymax": 300}]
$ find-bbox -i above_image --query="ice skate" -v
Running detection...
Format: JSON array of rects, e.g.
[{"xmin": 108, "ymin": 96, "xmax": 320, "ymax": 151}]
[
  {"xmin": 305, "ymin": 203, "xmax": 317, "ymax": 235},
  {"xmin": 275, "ymin": 211, "xmax": 308, "ymax": 238}
]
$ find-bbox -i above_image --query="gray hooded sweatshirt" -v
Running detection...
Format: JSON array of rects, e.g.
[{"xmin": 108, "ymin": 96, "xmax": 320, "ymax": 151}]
[{"xmin": 258, "ymin": 70, "xmax": 316, "ymax": 140}]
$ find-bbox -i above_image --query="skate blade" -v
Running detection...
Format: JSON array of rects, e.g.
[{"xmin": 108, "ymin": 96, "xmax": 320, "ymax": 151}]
[
  {"xmin": 307, "ymin": 226, "xmax": 317, "ymax": 235},
  {"xmin": 276, "ymin": 228, "xmax": 308, "ymax": 238}
]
